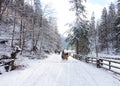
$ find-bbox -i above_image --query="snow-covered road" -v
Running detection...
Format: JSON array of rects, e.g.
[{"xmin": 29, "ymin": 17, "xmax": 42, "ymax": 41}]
[{"xmin": 0, "ymin": 54, "xmax": 120, "ymax": 86}]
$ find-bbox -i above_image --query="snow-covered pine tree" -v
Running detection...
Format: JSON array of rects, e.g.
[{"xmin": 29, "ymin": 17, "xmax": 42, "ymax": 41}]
[
  {"xmin": 89, "ymin": 12, "xmax": 96, "ymax": 54},
  {"xmin": 98, "ymin": 7, "xmax": 109, "ymax": 53},
  {"xmin": 66, "ymin": 0, "xmax": 90, "ymax": 55},
  {"xmin": 114, "ymin": 0, "xmax": 120, "ymax": 53},
  {"xmin": 107, "ymin": 3, "xmax": 116, "ymax": 52}
]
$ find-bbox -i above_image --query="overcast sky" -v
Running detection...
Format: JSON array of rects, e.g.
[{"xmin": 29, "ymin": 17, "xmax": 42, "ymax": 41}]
[{"xmin": 40, "ymin": 0, "xmax": 116, "ymax": 37}]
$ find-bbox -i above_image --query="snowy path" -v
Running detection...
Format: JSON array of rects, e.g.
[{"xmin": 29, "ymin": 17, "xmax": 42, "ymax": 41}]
[{"xmin": 0, "ymin": 54, "xmax": 120, "ymax": 86}]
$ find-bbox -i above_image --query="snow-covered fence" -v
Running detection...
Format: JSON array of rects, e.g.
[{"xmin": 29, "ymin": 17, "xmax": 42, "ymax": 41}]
[
  {"xmin": 0, "ymin": 46, "xmax": 21, "ymax": 74},
  {"xmin": 0, "ymin": 58, "xmax": 15, "ymax": 72},
  {"xmin": 73, "ymin": 54, "xmax": 120, "ymax": 75},
  {"xmin": 73, "ymin": 54, "xmax": 83, "ymax": 60},
  {"xmin": 85, "ymin": 57, "xmax": 120, "ymax": 75},
  {"xmin": 98, "ymin": 56, "xmax": 120, "ymax": 60}
]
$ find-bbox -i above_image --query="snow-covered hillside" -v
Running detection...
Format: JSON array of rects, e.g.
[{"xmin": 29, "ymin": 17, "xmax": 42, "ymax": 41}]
[
  {"xmin": 0, "ymin": 54, "xmax": 120, "ymax": 86},
  {"xmin": 0, "ymin": 0, "xmax": 62, "ymax": 57}
]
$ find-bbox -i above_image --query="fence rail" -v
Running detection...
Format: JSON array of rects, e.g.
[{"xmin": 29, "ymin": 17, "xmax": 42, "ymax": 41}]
[
  {"xmin": 0, "ymin": 59, "xmax": 14, "ymax": 72},
  {"xmin": 73, "ymin": 54, "xmax": 120, "ymax": 75}
]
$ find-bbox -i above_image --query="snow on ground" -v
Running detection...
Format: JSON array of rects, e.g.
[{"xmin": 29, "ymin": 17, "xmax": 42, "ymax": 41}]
[{"xmin": 0, "ymin": 54, "xmax": 120, "ymax": 86}]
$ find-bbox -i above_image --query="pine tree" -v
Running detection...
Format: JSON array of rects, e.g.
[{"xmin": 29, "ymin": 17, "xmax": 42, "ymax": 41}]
[
  {"xmin": 89, "ymin": 12, "xmax": 96, "ymax": 53},
  {"xmin": 66, "ymin": 0, "xmax": 90, "ymax": 55},
  {"xmin": 98, "ymin": 7, "xmax": 109, "ymax": 53},
  {"xmin": 107, "ymin": 3, "xmax": 116, "ymax": 51},
  {"xmin": 114, "ymin": 0, "xmax": 120, "ymax": 53}
]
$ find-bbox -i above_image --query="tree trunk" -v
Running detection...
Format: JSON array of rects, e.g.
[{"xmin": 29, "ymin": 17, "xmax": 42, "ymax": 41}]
[
  {"xmin": 11, "ymin": 10, "xmax": 16, "ymax": 47},
  {"xmin": 19, "ymin": 16, "xmax": 23, "ymax": 48},
  {"xmin": 0, "ymin": 1, "xmax": 2, "ymax": 22},
  {"xmin": 21, "ymin": 22, "xmax": 25, "ymax": 53},
  {"xmin": 32, "ymin": 16, "xmax": 35, "ymax": 51},
  {"xmin": 76, "ymin": 40, "xmax": 79, "ymax": 54},
  {"xmin": 34, "ymin": 16, "xmax": 42, "ymax": 48}
]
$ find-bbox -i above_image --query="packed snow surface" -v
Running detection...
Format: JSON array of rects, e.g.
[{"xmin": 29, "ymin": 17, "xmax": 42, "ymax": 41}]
[{"xmin": 0, "ymin": 54, "xmax": 120, "ymax": 86}]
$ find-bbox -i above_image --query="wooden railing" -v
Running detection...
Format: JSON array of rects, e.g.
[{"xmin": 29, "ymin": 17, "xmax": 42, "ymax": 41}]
[
  {"xmin": 73, "ymin": 54, "xmax": 120, "ymax": 75},
  {"xmin": 0, "ymin": 58, "xmax": 14, "ymax": 72}
]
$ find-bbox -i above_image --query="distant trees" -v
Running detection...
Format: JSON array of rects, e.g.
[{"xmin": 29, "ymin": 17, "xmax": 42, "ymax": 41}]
[
  {"xmin": 0, "ymin": 0, "xmax": 10, "ymax": 21},
  {"xmin": 96, "ymin": 2, "xmax": 120, "ymax": 54},
  {"xmin": 67, "ymin": 0, "xmax": 120, "ymax": 55},
  {"xmin": 88, "ymin": 1, "xmax": 120, "ymax": 55}
]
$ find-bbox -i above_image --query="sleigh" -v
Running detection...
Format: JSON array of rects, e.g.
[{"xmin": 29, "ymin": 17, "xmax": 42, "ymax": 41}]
[{"xmin": 62, "ymin": 52, "xmax": 68, "ymax": 60}]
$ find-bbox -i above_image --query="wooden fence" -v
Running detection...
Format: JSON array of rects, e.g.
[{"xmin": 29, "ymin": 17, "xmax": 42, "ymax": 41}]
[
  {"xmin": 0, "ymin": 58, "xmax": 14, "ymax": 72},
  {"xmin": 73, "ymin": 54, "xmax": 120, "ymax": 75}
]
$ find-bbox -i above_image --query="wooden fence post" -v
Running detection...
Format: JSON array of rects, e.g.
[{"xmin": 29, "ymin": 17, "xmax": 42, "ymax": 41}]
[
  {"xmin": 100, "ymin": 59, "xmax": 103, "ymax": 67},
  {"xmin": 4, "ymin": 65, "xmax": 9, "ymax": 72},
  {"xmin": 109, "ymin": 61, "xmax": 111, "ymax": 70},
  {"xmin": 96, "ymin": 59, "xmax": 101, "ymax": 68},
  {"xmin": 4, "ymin": 60, "xmax": 12, "ymax": 72},
  {"xmin": 85, "ymin": 57, "xmax": 89, "ymax": 63},
  {"xmin": 91, "ymin": 58, "xmax": 93, "ymax": 63}
]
